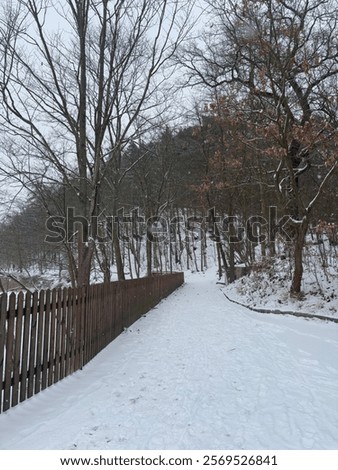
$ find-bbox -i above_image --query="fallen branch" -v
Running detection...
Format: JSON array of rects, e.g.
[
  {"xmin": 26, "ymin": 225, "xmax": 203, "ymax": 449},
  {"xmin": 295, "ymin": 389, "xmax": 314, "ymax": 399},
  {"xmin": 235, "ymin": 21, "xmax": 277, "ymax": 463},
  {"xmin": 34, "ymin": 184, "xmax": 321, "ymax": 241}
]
[{"xmin": 0, "ymin": 271, "xmax": 33, "ymax": 293}]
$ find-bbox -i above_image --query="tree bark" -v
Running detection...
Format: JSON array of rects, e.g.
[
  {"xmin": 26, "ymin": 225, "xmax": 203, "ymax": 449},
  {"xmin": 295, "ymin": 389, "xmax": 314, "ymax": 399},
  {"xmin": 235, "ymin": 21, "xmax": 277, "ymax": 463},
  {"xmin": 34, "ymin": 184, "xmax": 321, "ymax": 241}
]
[
  {"xmin": 290, "ymin": 221, "xmax": 308, "ymax": 295},
  {"xmin": 112, "ymin": 222, "xmax": 125, "ymax": 281}
]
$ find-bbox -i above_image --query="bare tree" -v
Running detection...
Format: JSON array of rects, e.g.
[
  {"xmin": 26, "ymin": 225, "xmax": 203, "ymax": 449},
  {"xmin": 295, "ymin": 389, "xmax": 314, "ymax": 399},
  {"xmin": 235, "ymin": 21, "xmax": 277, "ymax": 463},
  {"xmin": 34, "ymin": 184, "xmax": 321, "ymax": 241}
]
[{"xmin": 0, "ymin": 0, "xmax": 196, "ymax": 285}]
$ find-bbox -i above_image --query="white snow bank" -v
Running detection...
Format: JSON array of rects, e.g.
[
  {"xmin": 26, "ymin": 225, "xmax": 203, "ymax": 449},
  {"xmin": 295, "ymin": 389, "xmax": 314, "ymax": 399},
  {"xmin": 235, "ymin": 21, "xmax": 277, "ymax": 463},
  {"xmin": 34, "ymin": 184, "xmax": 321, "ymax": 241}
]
[{"xmin": 225, "ymin": 256, "xmax": 338, "ymax": 320}]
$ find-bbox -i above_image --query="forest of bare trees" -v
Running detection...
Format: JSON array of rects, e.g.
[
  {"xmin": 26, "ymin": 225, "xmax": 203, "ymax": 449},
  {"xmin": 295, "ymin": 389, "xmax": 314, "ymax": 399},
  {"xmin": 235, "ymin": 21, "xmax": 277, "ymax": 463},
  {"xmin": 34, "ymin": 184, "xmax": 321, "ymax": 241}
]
[{"xmin": 0, "ymin": 0, "xmax": 337, "ymax": 296}]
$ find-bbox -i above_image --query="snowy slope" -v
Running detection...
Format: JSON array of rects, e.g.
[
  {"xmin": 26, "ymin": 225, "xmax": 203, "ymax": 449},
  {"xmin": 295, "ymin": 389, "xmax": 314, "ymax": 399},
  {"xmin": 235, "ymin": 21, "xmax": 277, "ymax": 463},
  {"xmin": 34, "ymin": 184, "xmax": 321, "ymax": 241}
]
[
  {"xmin": 225, "ymin": 254, "xmax": 338, "ymax": 320},
  {"xmin": 0, "ymin": 270, "xmax": 337, "ymax": 450}
]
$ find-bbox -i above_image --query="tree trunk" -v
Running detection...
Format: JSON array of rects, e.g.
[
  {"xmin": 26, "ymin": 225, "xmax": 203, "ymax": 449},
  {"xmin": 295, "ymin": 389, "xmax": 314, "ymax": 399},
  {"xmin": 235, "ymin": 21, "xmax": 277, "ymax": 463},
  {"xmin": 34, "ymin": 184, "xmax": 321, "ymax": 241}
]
[
  {"xmin": 112, "ymin": 223, "xmax": 125, "ymax": 280},
  {"xmin": 146, "ymin": 236, "xmax": 152, "ymax": 276},
  {"xmin": 290, "ymin": 221, "xmax": 308, "ymax": 295},
  {"xmin": 228, "ymin": 241, "xmax": 236, "ymax": 283},
  {"xmin": 77, "ymin": 240, "xmax": 93, "ymax": 287},
  {"xmin": 216, "ymin": 243, "xmax": 222, "ymax": 280}
]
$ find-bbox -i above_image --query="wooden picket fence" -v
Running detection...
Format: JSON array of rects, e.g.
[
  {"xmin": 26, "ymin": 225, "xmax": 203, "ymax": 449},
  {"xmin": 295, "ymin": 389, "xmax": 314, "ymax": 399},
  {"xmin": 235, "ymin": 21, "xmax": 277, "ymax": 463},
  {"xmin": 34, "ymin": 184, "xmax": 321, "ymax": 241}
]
[{"xmin": 0, "ymin": 272, "xmax": 184, "ymax": 413}]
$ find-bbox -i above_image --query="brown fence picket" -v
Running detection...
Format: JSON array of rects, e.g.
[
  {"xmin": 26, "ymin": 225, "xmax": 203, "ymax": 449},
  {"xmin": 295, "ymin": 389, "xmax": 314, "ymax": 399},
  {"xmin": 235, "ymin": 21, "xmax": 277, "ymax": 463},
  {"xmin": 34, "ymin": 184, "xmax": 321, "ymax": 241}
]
[
  {"xmin": 59, "ymin": 288, "xmax": 67, "ymax": 380},
  {"xmin": 69, "ymin": 288, "xmax": 77, "ymax": 375},
  {"xmin": 84, "ymin": 287, "xmax": 90, "ymax": 365},
  {"xmin": 114, "ymin": 283, "xmax": 122, "ymax": 339},
  {"xmin": 35, "ymin": 290, "xmax": 45, "ymax": 395},
  {"xmin": 12, "ymin": 291, "xmax": 24, "ymax": 407},
  {"xmin": 64, "ymin": 288, "xmax": 71, "ymax": 378},
  {"xmin": 0, "ymin": 273, "xmax": 184, "ymax": 413},
  {"xmin": 79, "ymin": 286, "xmax": 86, "ymax": 370},
  {"xmin": 94, "ymin": 284, "xmax": 100, "ymax": 357},
  {"xmin": 41, "ymin": 289, "xmax": 51, "ymax": 391},
  {"xmin": 88, "ymin": 285, "xmax": 95, "ymax": 361},
  {"xmin": 28, "ymin": 291, "xmax": 38, "ymax": 398},
  {"xmin": 20, "ymin": 291, "xmax": 31, "ymax": 403},
  {"xmin": 3, "ymin": 293, "xmax": 16, "ymax": 411},
  {"xmin": 54, "ymin": 288, "xmax": 63, "ymax": 383},
  {"xmin": 0, "ymin": 293, "xmax": 8, "ymax": 413},
  {"xmin": 105, "ymin": 283, "xmax": 110, "ymax": 346},
  {"xmin": 73, "ymin": 288, "xmax": 80, "ymax": 373},
  {"xmin": 93, "ymin": 285, "xmax": 99, "ymax": 356},
  {"xmin": 66, "ymin": 288, "xmax": 73, "ymax": 375},
  {"xmin": 48, "ymin": 289, "xmax": 57, "ymax": 388},
  {"xmin": 83, "ymin": 286, "xmax": 89, "ymax": 367}
]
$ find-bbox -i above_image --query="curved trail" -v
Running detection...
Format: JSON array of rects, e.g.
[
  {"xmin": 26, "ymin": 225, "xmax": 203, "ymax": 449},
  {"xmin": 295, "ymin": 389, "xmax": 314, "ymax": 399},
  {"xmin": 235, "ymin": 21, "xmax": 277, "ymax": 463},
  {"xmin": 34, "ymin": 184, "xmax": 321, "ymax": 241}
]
[{"xmin": 0, "ymin": 271, "xmax": 337, "ymax": 450}]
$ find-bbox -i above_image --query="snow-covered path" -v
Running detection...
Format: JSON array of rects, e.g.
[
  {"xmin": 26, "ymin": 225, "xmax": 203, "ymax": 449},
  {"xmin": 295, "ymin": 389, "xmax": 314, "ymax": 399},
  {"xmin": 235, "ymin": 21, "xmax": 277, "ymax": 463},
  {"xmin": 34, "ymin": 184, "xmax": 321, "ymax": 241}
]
[{"xmin": 0, "ymin": 271, "xmax": 337, "ymax": 450}]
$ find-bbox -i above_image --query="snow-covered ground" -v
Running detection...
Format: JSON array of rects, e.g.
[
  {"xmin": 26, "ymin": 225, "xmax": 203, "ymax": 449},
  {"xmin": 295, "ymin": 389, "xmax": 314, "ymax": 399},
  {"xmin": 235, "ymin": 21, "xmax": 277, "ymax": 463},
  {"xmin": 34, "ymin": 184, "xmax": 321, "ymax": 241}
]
[
  {"xmin": 0, "ymin": 270, "xmax": 337, "ymax": 450},
  {"xmin": 226, "ymin": 255, "xmax": 338, "ymax": 320}
]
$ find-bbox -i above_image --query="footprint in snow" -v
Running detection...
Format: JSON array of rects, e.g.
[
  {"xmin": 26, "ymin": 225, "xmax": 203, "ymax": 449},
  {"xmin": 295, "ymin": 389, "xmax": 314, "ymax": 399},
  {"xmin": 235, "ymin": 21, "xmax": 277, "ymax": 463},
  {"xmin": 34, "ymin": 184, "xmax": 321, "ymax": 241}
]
[{"xmin": 129, "ymin": 396, "xmax": 141, "ymax": 404}]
